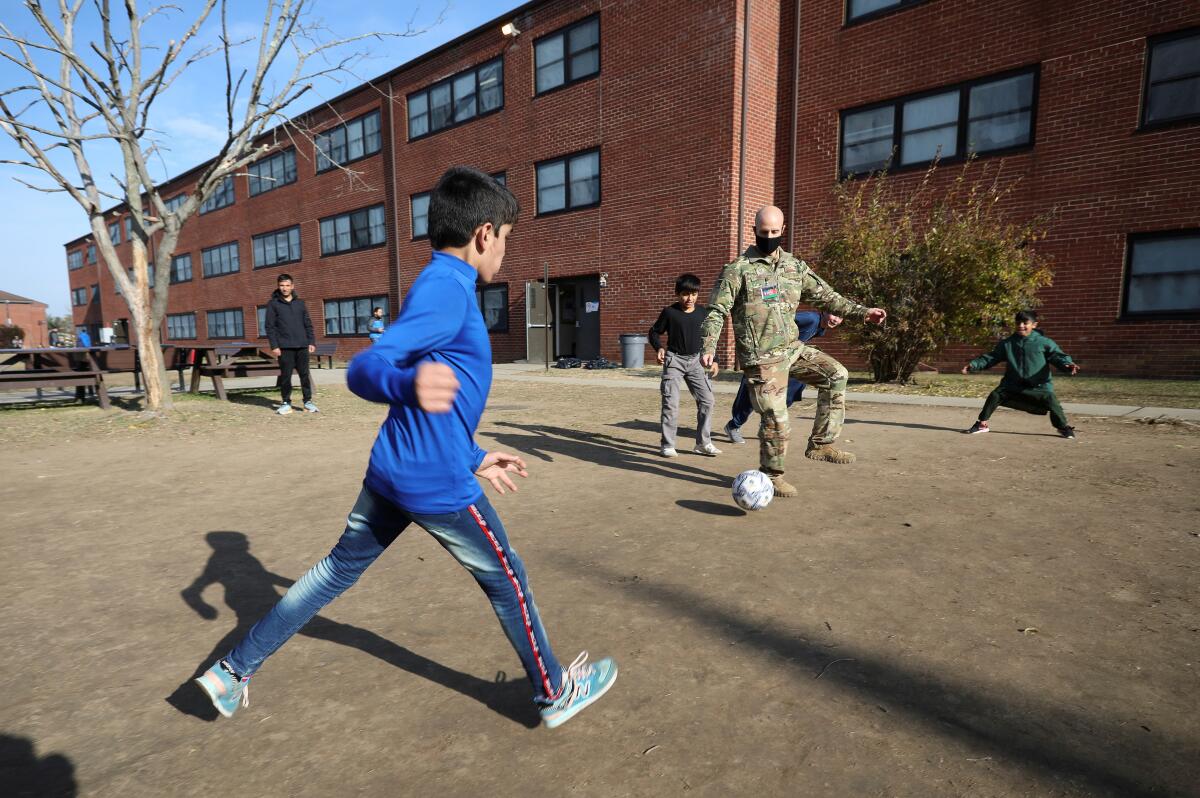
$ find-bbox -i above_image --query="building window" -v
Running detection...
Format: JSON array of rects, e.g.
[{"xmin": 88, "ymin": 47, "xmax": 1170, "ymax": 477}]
[
  {"xmin": 201, "ymin": 241, "xmax": 240, "ymax": 277},
  {"xmin": 1124, "ymin": 231, "xmax": 1200, "ymax": 316},
  {"xmin": 206, "ymin": 308, "xmax": 244, "ymax": 339},
  {"xmin": 475, "ymin": 283, "xmax": 508, "ymax": 332},
  {"xmin": 407, "ymin": 57, "xmax": 503, "ymax": 140},
  {"xmin": 256, "ymin": 305, "xmax": 268, "ymax": 338},
  {"xmin": 323, "ymin": 295, "xmax": 390, "ymax": 336},
  {"xmin": 491, "ymin": 172, "xmax": 506, "ymax": 187},
  {"xmin": 320, "ymin": 205, "xmax": 386, "ymax": 255},
  {"xmin": 71, "ymin": 287, "xmax": 87, "ymax": 306},
  {"xmin": 170, "ymin": 253, "xmax": 192, "ymax": 284},
  {"xmin": 167, "ymin": 312, "xmax": 197, "ymax": 340},
  {"xmin": 248, "ymin": 149, "xmax": 297, "ymax": 196},
  {"xmin": 90, "ymin": 284, "xmax": 99, "ymax": 300},
  {"xmin": 108, "ymin": 220, "xmax": 121, "ymax": 245},
  {"xmin": 846, "ymin": 0, "xmax": 928, "ymax": 24},
  {"xmin": 87, "ymin": 244, "xmax": 96, "ymax": 263},
  {"xmin": 124, "ymin": 217, "xmax": 133, "ymax": 240},
  {"xmin": 253, "ymin": 226, "xmax": 302, "ymax": 268},
  {"xmin": 316, "ymin": 110, "xmax": 382, "ymax": 172},
  {"xmin": 199, "ymin": 176, "xmax": 235, "ymax": 214},
  {"xmin": 68, "ymin": 250, "xmax": 84, "ymax": 270},
  {"xmin": 411, "ymin": 193, "xmax": 430, "ymax": 239},
  {"xmin": 164, "ymin": 194, "xmax": 187, "ymax": 213},
  {"xmin": 535, "ymin": 15, "xmax": 600, "ymax": 94},
  {"xmin": 1142, "ymin": 29, "xmax": 1200, "ymax": 127},
  {"xmin": 840, "ymin": 67, "xmax": 1036, "ymax": 175},
  {"xmin": 536, "ymin": 149, "xmax": 600, "ymax": 215}
]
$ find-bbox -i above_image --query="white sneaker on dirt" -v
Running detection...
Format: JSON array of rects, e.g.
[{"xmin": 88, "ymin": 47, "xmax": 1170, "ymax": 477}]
[
  {"xmin": 693, "ymin": 443, "xmax": 722, "ymax": 456},
  {"xmin": 660, "ymin": 446, "xmax": 678, "ymax": 458},
  {"xmin": 276, "ymin": 404, "xmax": 293, "ymax": 415}
]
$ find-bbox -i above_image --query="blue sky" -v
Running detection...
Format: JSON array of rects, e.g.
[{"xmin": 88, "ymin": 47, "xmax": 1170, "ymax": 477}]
[{"xmin": 0, "ymin": 0, "xmax": 524, "ymax": 316}]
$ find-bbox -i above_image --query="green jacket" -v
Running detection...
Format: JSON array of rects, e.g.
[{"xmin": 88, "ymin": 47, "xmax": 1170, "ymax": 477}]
[
  {"xmin": 701, "ymin": 246, "xmax": 867, "ymax": 366},
  {"xmin": 968, "ymin": 330, "xmax": 1075, "ymax": 389}
]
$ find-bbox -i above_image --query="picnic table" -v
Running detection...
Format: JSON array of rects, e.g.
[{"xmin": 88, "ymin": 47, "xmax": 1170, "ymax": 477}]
[
  {"xmin": 184, "ymin": 342, "xmax": 281, "ymax": 401},
  {"xmin": 0, "ymin": 346, "xmax": 111, "ymax": 408}
]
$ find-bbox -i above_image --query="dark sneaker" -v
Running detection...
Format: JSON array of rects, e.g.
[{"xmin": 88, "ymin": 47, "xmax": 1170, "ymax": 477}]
[
  {"xmin": 1059, "ymin": 426, "xmax": 1076, "ymax": 440},
  {"xmin": 723, "ymin": 421, "xmax": 745, "ymax": 444},
  {"xmin": 965, "ymin": 421, "xmax": 989, "ymax": 434}
]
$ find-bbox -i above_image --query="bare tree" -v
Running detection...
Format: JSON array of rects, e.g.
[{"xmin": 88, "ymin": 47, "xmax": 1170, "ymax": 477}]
[{"xmin": 0, "ymin": 0, "xmax": 431, "ymax": 411}]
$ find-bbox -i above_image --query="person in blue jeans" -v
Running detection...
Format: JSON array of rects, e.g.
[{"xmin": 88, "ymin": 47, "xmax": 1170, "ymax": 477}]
[
  {"xmin": 722, "ymin": 311, "xmax": 841, "ymax": 443},
  {"xmin": 194, "ymin": 167, "xmax": 617, "ymax": 729}
]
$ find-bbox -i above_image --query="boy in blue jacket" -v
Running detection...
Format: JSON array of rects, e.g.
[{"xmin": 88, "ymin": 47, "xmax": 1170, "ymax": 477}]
[
  {"xmin": 195, "ymin": 167, "xmax": 616, "ymax": 729},
  {"xmin": 962, "ymin": 310, "xmax": 1080, "ymax": 439}
]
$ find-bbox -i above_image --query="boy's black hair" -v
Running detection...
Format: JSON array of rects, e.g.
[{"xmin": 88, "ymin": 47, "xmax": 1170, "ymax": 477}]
[
  {"xmin": 372, "ymin": 306, "xmax": 383, "ymax": 314},
  {"xmin": 428, "ymin": 166, "xmax": 520, "ymax": 249},
  {"xmin": 277, "ymin": 273, "xmax": 293, "ymax": 284},
  {"xmin": 675, "ymin": 273, "xmax": 702, "ymax": 294},
  {"xmin": 1015, "ymin": 309, "xmax": 1039, "ymax": 323}
]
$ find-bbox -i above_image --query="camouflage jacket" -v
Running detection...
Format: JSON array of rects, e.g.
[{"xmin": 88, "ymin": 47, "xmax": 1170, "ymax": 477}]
[{"xmin": 701, "ymin": 246, "xmax": 868, "ymax": 366}]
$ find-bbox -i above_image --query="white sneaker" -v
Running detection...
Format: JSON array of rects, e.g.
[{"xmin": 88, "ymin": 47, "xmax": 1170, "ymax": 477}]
[
  {"xmin": 660, "ymin": 446, "xmax": 678, "ymax": 458},
  {"xmin": 276, "ymin": 403, "xmax": 293, "ymax": 415},
  {"xmin": 693, "ymin": 443, "xmax": 722, "ymax": 456}
]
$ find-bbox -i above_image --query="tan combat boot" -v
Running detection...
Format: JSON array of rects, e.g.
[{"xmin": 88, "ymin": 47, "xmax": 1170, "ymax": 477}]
[
  {"xmin": 770, "ymin": 475, "xmax": 798, "ymax": 498},
  {"xmin": 805, "ymin": 443, "xmax": 856, "ymax": 464}
]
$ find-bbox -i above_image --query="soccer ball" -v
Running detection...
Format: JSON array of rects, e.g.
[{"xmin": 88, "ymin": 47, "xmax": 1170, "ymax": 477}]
[{"xmin": 731, "ymin": 469, "xmax": 774, "ymax": 511}]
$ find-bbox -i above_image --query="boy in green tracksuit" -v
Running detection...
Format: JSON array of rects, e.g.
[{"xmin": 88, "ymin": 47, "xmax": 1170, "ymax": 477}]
[{"xmin": 962, "ymin": 310, "xmax": 1080, "ymax": 439}]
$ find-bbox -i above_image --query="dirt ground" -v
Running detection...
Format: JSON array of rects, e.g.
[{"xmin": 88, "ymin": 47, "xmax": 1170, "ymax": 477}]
[{"xmin": 1, "ymin": 379, "xmax": 1197, "ymax": 798}]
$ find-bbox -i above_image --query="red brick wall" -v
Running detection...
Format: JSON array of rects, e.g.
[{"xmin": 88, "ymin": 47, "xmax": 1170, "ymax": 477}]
[
  {"xmin": 779, "ymin": 0, "xmax": 1200, "ymax": 377},
  {"xmin": 3, "ymin": 301, "xmax": 49, "ymax": 347}
]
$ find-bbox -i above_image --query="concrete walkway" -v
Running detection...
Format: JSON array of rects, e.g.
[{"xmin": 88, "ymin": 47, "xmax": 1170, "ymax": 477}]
[{"xmin": 3, "ymin": 362, "xmax": 1197, "ymax": 421}]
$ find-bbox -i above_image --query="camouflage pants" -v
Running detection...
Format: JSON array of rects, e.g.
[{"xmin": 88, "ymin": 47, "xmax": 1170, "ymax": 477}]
[{"xmin": 745, "ymin": 345, "xmax": 849, "ymax": 475}]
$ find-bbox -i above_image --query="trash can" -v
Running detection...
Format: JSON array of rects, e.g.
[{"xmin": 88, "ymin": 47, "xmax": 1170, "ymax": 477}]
[{"xmin": 619, "ymin": 334, "xmax": 648, "ymax": 368}]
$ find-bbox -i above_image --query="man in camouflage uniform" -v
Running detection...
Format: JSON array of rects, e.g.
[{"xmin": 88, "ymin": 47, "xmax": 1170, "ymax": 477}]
[{"xmin": 700, "ymin": 205, "xmax": 887, "ymax": 497}]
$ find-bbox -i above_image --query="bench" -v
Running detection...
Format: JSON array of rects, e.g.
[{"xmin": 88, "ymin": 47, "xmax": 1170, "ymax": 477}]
[
  {"xmin": 0, "ymin": 368, "xmax": 111, "ymax": 409},
  {"xmin": 311, "ymin": 342, "xmax": 337, "ymax": 369},
  {"xmin": 191, "ymin": 345, "xmax": 280, "ymax": 401}
]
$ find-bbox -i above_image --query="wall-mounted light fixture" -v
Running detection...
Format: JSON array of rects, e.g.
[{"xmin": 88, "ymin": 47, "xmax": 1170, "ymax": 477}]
[
  {"xmin": 501, "ymin": 22, "xmax": 520, "ymax": 37},
  {"xmin": 599, "ymin": 272, "xmax": 608, "ymax": 288}
]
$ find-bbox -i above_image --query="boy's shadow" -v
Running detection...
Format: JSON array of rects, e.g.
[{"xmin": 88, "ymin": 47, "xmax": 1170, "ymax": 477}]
[{"xmin": 166, "ymin": 531, "xmax": 539, "ymax": 727}]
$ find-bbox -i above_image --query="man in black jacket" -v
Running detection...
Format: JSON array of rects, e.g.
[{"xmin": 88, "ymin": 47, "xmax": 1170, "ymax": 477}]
[{"xmin": 265, "ymin": 273, "xmax": 317, "ymax": 414}]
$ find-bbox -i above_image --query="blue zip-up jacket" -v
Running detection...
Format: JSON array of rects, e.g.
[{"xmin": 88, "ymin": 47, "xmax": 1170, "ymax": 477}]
[{"xmin": 346, "ymin": 251, "xmax": 489, "ymax": 513}]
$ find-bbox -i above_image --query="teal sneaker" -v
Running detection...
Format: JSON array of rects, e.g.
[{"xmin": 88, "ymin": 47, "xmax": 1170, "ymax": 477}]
[
  {"xmin": 540, "ymin": 651, "xmax": 617, "ymax": 729},
  {"xmin": 195, "ymin": 660, "xmax": 250, "ymax": 718}
]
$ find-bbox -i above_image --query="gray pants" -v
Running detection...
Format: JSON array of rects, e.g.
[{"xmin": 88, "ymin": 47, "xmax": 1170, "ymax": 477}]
[{"xmin": 660, "ymin": 352, "xmax": 714, "ymax": 448}]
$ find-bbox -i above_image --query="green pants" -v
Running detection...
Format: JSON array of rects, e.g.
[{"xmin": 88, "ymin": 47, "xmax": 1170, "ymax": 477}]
[
  {"xmin": 979, "ymin": 386, "xmax": 1070, "ymax": 430},
  {"xmin": 745, "ymin": 344, "xmax": 849, "ymax": 476}
]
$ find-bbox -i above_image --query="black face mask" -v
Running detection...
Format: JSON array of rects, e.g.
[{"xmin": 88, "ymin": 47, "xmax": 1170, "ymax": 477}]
[{"xmin": 755, "ymin": 234, "xmax": 783, "ymax": 255}]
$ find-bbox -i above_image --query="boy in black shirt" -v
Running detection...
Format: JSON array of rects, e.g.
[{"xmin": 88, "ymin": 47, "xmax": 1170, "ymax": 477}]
[{"xmin": 650, "ymin": 274, "xmax": 722, "ymax": 458}]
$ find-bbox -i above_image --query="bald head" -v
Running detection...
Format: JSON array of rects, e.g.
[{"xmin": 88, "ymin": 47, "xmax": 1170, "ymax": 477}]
[{"xmin": 754, "ymin": 205, "xmax": 784, "ymax": 233}]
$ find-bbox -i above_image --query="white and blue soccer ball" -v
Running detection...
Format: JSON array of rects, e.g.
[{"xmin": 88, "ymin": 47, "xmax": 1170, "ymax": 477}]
[{"xmin": 731, "ymin": 469, "xmax": 774, "ymax": 511}]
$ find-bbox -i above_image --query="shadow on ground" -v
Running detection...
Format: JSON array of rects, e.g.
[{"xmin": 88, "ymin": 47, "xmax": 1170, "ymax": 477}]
[
  {"xmin": 489, "ymin": 422, "xmax": 728, "ymax": 487},
  {"xmin": 676, "ymin": 499, "xmax": 745, "ymax": 517},
  {"xmin": 557, "ymin": 554, "xmax": 1189, "ymax": 798},
  {"xmin": 0, "ymin": 733, "xmax": 77, "ymax": 797},
  {"xmin": 165, "ymin": 531, "xmax": 539, "ymax": 728}
]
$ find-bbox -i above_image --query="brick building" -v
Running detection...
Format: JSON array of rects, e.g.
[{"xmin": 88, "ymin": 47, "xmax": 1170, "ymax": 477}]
[
  {"xmin": 1, "ymin": 290, "xmax": 50, "ymax": 348},
  {"xmin": 65, "ymin": 0, "xmax": 1200, "ymax": 376}
]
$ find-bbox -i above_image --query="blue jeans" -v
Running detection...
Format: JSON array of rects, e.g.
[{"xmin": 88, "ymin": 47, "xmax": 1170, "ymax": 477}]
[
  {"xmin": 728, "ymin": 376, "xmax": 806, "ymax": 428},
  {"xmin": 225, "ymin": 485, "xmax": 564, "ymax": 704}
]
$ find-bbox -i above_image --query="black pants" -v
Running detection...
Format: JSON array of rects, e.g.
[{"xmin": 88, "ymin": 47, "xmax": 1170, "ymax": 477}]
[
  {"xmin": 278, "ymin": 348, "xmax": 312, "ymax": 404},
  {"xmin": 979, "ymin": 386, "xmax": 1069, "ymax": 430}
]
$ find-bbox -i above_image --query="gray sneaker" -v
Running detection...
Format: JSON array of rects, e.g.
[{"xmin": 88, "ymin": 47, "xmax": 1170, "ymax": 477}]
[
  {"xmin": 276, "ymin": 403, "xmax": 293, "ymax": 415},
  {"xmin": 723, "ymin": 421, "xmax": 745, "ymax": 444},
  {"xmin": 303, "ymin": 401, "xmax": 319, "ymax": 413},
  {"xmin": 693, "ymin": 442, "xmax": 723, "ymax": 456}
]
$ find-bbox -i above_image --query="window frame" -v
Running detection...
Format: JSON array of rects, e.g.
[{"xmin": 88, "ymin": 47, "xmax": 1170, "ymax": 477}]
[
  {"xmin": 1121, "ymin": 229, "xmax": 1200, "ymax": 320},
  {"xmin": 535, "ymin": 148, "xmax": 602, "ymax": 217},
  {"xmin": 322, "ymin": 295, "xmax": 391, "ymax": 337},
  {"xmin": 844, "ymin": 0, "xmax": 934, "ymax": 27},
  {"xmin": 256, "ymin": 305, "xmax": 269, "ymax": 339},
  {"xmin": 839, "ymin": 65, "xmax": 1039, "ymax": 178},
  {"xmin": 108, "ymin": 220, "xmax": 122, "ymax": 245},
  {"xmin": 199, "ymin": 176, "xmax": 235, "ymax": 214},
  {"xmin": 1139, "ymin": 27, "xmax": 1200, "ymax": 130},
  {"xmin": 406, "ymin": 56, "xmax": 505, "ymax": 141},
  {"xmin": 319, "ymin": 204, "xmax": 387, "ymax": 257},
  {"xmin": 200, "ymin": 240, "xmax": 241, "ymax": 279},
  {"xmin": 247, "ymin": 147, "xmax": 298, "ymax": 196},
  {"xmin": 533, "ymin": 14, "xmax": 601, "ymax": 96},
  {"xmin": 164, "ymin": 194, "xmax": 187, "ymax": 214},
  {"xmin": 71, "ymin": 286, "xmax": 88, "ymax": 306},
  {"xmin": 410, "ymin": 191, "xmax": 431, "ymax": 240},
  {"xmin": 475, "ymin": 282, "xmax": 509, "ymax": 333},
  {"xmin": 68, "ymin": 250, "xmax": 84, "ymax": 270},
  {"xmin": 205, "ymin": 308, "xmax": 245, "ymax": 340},
  {"xmin": 170, "ymin": 252, "xmax": 193, "ymax": 284},
  {"xmin": 252, "ymin": 225, "xmax": 303, "ymax": 269},
  {"xmin": 166, "ymin": 312, "xmax": 197, "ymax": 341},
  {"xmin": 314, "ymin": 109, "xmax": 383, "ymax": 174}
]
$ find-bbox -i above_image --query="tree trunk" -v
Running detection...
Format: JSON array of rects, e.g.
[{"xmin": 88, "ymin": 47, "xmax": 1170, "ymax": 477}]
[{"xmin": 128, "ymin": 239, "xmax": 172, "ymax": 412}]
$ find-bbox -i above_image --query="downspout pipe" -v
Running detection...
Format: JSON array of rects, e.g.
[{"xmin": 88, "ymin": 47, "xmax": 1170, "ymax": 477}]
[
  {"xmin": 737, "ymin": 0, "xmax": 751, "ymax": 253},
  {"xmin": 788, "ymin": 0, "xmax": 801, "ymax": 253}
]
